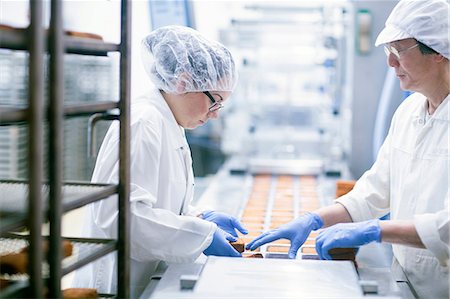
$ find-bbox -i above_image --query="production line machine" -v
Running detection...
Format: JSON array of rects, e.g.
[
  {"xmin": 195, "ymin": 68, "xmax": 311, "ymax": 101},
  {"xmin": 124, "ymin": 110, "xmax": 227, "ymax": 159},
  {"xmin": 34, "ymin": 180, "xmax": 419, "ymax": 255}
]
[{"xmin": 140, "ymin": 157, "xmax": 416, "ymax": 299}]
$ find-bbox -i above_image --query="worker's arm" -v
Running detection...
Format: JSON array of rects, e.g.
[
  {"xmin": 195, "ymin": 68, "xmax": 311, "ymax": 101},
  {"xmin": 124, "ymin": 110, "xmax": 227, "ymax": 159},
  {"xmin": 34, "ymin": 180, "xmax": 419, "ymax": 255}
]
[
  {"xmin": 315, "ymin": 203, "xmax": 353, "ymax": 228},
  {"xmin": 380, "ymin": 220, "xmax": 424, "ymax": 248}
]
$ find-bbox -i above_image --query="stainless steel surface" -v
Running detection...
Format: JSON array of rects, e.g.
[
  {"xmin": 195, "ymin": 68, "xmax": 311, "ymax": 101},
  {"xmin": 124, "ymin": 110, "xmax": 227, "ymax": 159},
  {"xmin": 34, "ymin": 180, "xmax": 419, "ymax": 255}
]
[
  {"xmin": 148, "ymin": 257, "xmax": 364, "ymax": 299},
  {"xmin": 28, "ymin": 0, "xmax": 45, "ymax": 296},
  {"xmin": 198, "ymin": 257, "xmax": 363, "ymax": 298}
]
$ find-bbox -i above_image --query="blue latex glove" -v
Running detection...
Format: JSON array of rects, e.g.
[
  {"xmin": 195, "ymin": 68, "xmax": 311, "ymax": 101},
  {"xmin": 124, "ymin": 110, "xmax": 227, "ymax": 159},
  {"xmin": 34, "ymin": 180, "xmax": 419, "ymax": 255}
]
[
  {"xmin": 202, "ymin": 210, "xmax": 248, "ymax": 238},
  {"xmin": 246, "ymin": 213, "xmax": 323, "ymax": 259},
  {"xmin": 203, "ymin": 227, "xmax": 241, "ymax": 257},
  {"xmin": 315, "ymin": 219, "xmax": 381, "ymax": 260}
]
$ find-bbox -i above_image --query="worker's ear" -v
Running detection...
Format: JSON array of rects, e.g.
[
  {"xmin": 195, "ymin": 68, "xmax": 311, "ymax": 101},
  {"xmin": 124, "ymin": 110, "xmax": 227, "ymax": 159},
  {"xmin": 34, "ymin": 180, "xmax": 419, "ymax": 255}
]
[
  {"xmin": 175, "ymin": 73, "xmax": 191, "ymax": 94},
  {"xmin": 432, "ymin": 53, "xmax": 445, "ymax": 63}
]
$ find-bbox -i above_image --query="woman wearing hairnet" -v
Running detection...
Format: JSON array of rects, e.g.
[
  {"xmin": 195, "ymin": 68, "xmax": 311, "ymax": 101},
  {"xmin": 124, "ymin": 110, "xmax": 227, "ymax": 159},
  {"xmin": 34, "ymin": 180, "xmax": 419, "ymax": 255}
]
[
  {"xmin": 247, "ymin": 0, "xmax": 449, "ymax": 298},
  {"xmin": 73, "ymin": 26, "xmax": 246, "ymax": 298}
]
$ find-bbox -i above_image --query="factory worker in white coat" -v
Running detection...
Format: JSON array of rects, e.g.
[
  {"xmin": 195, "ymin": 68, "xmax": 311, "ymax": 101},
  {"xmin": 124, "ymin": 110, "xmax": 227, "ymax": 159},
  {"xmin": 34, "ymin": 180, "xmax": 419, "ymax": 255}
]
[
  {"xmin": 247, "ymin": 1, "xmax": 449, "ymax": 298},
  {"xmin": 73, "ymin": 26, "xmax": 247, "ymax": 298}
]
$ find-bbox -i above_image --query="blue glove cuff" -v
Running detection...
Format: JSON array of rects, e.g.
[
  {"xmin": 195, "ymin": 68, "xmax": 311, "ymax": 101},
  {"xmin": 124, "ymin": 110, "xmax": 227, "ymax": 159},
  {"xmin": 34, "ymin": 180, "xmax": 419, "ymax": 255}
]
[
  {"xmin": 201, "ymin": 210, "xmax": 214, "ymax": 219},
  {"xmin": 309, "ymin": 213, "xmax": 324, "ymax": 230},
  {"xmin": 365, "ymin": 219, "xmax": 382, "ymax": 243}
]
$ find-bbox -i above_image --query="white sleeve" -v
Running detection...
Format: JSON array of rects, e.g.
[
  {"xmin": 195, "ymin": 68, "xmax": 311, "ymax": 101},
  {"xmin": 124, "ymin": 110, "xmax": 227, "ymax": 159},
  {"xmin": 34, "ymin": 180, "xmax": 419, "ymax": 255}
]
[
  {"xmin": 414, "ymin": 193, "xmax": 450, "ymax": 266},
  {"xmin": 92, "ymin": 119, "xmax": 215, "ymax": 263},
  {"xmin": 335, "ymin": 132, "xmax": 391, "ymax": 222}
]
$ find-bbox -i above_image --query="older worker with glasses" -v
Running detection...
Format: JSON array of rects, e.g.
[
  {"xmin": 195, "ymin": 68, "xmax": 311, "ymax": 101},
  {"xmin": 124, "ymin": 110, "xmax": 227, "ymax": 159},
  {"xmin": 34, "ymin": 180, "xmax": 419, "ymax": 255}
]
[
  {"xmin": 73, "ymin": 25, "xmax": 247, "ymax": 298},
  {"xmin": 246, "ymin": 1, "xmax": 449, "ymax": 298}
]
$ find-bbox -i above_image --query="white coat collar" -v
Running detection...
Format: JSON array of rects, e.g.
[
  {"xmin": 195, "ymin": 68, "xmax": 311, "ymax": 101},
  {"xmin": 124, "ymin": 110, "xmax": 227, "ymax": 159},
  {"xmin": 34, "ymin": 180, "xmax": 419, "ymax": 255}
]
[
  {"xmin": 411, "ymin": 93, "xmax": 450, "ymax": 122},
  {"xmin": 142, "ymin": 88, "xmax": 187, "ymax": 150}
]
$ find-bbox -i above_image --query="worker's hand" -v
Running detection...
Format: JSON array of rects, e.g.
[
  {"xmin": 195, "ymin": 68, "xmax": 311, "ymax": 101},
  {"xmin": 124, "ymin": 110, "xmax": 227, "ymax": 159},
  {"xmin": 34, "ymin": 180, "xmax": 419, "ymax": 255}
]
[
  {"xmin": 315, "ymin": 219, "xmax": 381, "ymax": 260},
  {"xmin": 201, "ymin": 210, "xmax": 248, "ymax": 238},
  {"xmin": 246, "ymin": 213, "xmax": 323, "ymax": 259},
  {"xmin": 203, "ymin": 227, "xmax": 241, "ymax": 257}
]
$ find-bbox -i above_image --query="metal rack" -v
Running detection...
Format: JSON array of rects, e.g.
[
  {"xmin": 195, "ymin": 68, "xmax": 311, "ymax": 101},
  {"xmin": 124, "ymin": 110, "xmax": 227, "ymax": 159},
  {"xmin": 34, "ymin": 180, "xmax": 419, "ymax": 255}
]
[{"xmin": 0, "ymin": 0, "xmax": 130, "ymax": 298}]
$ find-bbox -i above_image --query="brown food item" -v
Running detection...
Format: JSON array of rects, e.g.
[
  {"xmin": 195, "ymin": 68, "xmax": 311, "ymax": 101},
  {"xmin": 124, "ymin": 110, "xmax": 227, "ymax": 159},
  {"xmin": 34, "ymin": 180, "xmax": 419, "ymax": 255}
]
[
  {"xmin": 329, "ymin": 248, "xmax": 357, "ymax": 261},
  {"xmin": 244, "ymin": 253, "xmax": 264, "ymax": 258},
  {"xmin": 20, "ymin": 240, "xmax": 73, "ymax": 258},
  {"xmin": 63, "ymin": 288, "xmax": 98, "ymax": 299},
  {"xmin": 65, "ymin": 30, "xmax": 103, "ymax": 40},
  {"xmin": 0, "ymin": 278, "xmax": 10, "ymax": 290},
  {"xmin": 1, "ymin": 240, "xmax": 74, "ymax": 275},
  {"xmin": 336, "ymin": 180, "xmax": 356, "ymax": 198},
  {"xmin": 230, "ymin": 239, "xmax": 245, "ymax": 253},
  {"xmin": 0, "ymin": 252, "xmax": 28, "ymax": 274}
]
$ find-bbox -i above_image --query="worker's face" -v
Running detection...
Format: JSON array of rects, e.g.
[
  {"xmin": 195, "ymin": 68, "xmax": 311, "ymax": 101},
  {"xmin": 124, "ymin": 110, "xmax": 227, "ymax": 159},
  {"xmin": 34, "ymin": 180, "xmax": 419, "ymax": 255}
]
[
  {"xmin": 386, "ymin": 38, "xmax": 439, "ymax": 92},
  {"xmin": 172, "ymin": 91, "xmax": 230, "ymax": 129}
]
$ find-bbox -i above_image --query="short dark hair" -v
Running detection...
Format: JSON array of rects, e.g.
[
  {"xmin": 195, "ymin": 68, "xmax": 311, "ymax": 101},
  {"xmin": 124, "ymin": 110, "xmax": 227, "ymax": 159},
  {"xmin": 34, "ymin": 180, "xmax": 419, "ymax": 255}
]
[{"xmin": 417, "ymin": 41, "xmax": 438, "ymax": 55}]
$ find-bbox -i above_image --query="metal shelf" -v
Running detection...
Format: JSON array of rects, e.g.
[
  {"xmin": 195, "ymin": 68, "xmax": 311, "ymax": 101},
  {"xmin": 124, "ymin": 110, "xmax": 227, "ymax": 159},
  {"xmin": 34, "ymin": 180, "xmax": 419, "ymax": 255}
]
[
  {"xmin": 0, "ymin": 181, "xmax": 118, "ymax": 235},
  {"xmin": 0, "ymin": 28, "xmax": 119, "ymax": 56},
  {"xmin": 0, "ymin": 235, "xmax": 117, "ymax": 297},
  {"xmin": 63, "ymin": 101, "xmax": 119, "ymax": 118},
  {"xmin": 0, "ymin": 106, "xmax": 27, "ymax": 126},
  {"xmin": 0, "ymin": 101, "xmax": 119, "ymax": 126},
  {"xmin": 0, "ymin": 1, "xmax": 130, "ymax": 296}
]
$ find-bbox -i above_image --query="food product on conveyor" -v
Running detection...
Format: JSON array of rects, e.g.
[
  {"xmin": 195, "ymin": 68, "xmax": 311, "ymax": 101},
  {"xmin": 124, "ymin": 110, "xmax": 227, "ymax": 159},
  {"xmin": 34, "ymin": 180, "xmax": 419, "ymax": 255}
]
[
  {"xmin": 62, "ymin": 288, "xmax": 98, "ymax": 298},
  {"xmin": 243, "ymin": 253, "xmax": 264, "ymax": 258},
  {"xmin": 230, "ymin": 239, "xmax": 245, "ymax": 253},
  {"xmin": 328, "ymin": 248, "xmax": 357, "ymax": 261}
]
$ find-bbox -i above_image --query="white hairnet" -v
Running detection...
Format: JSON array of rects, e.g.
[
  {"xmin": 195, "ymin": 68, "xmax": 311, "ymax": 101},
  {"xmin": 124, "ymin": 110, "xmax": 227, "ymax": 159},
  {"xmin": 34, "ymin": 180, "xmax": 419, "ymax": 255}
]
[
  {"xmin": 375, "ymin": 0, "xmax": 450, "ymax": 59},
  {"xmin": 141, "ymin": 25, "xmax": 238, "ymax": 94}
]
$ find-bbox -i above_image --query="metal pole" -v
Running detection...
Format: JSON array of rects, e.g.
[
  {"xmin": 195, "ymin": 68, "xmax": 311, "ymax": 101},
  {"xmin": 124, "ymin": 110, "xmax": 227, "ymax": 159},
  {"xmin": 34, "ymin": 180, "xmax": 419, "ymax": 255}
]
[
  {"xmin": 28, "ymin": 0, "xmax": 45, "ymax": 297},
  {"xmin": 48, "ymin": 0, "xmax": 64, "ymax": 297},
  {"xmin": 118, "ymin": 0, "xmax": 131, "ymax": 297}
]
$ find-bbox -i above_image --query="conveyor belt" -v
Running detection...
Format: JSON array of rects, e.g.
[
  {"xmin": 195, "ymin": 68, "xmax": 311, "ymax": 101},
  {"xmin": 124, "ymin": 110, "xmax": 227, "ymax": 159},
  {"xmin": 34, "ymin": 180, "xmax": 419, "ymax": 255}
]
[{"xmin": 240, "ymin": 174, "xmax": 322, "ymax": 258}]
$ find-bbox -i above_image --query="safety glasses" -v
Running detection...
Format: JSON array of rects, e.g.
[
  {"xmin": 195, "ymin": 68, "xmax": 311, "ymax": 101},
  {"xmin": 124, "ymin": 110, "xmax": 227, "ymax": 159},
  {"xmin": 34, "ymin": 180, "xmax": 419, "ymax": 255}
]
[
  {"xmin": 384, "ymin": 43, "xmax": 419, "ymax": 60},
  {"xmin": 203, "ymin": 91, "xmax": 224, "ymax": 112}
]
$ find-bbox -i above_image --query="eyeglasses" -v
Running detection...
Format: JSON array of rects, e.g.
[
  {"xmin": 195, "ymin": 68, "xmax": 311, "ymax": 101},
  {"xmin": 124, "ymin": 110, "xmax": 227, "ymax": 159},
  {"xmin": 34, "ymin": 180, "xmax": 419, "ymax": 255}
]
[
  {"xmin": 203, "ymin": 91, "xmax": 224, "ymax": 112},
  {"xmin": 384, "ymin": 43, "xmax": 419, "ymax": 60}
]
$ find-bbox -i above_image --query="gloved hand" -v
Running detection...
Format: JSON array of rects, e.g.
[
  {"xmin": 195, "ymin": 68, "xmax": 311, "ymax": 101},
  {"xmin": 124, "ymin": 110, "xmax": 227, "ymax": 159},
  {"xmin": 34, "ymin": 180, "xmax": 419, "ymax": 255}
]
[
  {"xmin": 246, "ymin": 213, "xmax": 323, "ymax": 259},
  {"xmin": 315, "ymin": 219, "xmax": 381, "ymax": 260},
  {"xmin": 201, "ymin": 210, "xmax": 248, "ymax": 238},
  {"xmin": 203, "ymin": 227, "xmax": 241, "ymax": 257}
]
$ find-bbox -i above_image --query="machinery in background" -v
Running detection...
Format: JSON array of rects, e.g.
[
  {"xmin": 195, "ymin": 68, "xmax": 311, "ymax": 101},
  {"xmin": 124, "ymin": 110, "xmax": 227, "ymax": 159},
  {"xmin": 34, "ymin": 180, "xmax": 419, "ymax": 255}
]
[
  {"xmin": 342, "ymin": 0, "xmax": 401, "ymax": 178},
  {"xmin": 216, "ymin": 0, "xmax": 402, "ymax": 180},
  {"xmin": 218, "ymin": 1, "xmax": 349, "ymax": 178}
]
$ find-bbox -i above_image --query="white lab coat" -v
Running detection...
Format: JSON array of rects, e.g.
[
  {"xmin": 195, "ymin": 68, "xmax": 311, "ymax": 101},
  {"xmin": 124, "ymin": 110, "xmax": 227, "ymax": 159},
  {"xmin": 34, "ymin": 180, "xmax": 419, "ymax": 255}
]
[
  {"xmin": 73, "ymin": 88, "xmax": 216, "ymax": 298},
  {"xmin": 337, "ymin": 93, "xmax": 449, "ymax": 298}
]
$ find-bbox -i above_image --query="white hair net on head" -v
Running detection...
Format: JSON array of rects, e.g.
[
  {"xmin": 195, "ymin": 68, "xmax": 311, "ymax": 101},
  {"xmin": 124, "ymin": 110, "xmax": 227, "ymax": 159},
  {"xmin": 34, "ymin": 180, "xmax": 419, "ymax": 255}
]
[
  {"xmin": 141, "ymin": 25, "xmax": 238, "ymax": 94},
  {"xmin": 375, "ymin": 0, "xmax": 450, "ymax": 59}
]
